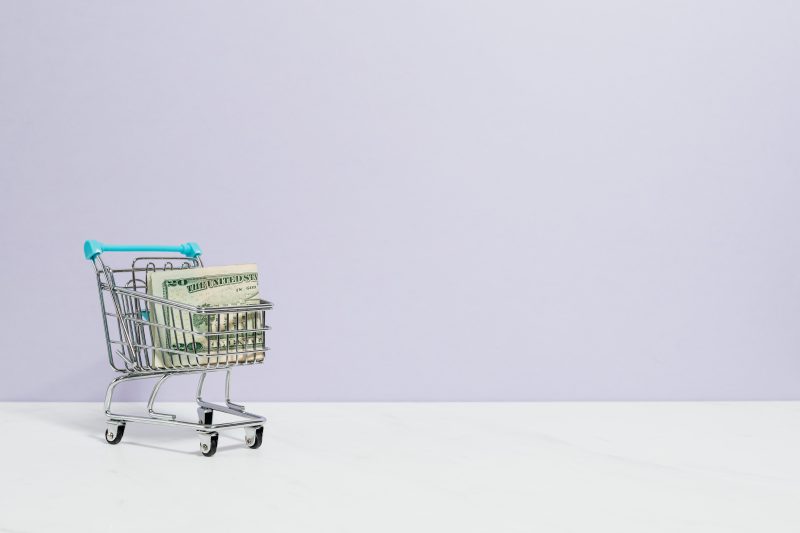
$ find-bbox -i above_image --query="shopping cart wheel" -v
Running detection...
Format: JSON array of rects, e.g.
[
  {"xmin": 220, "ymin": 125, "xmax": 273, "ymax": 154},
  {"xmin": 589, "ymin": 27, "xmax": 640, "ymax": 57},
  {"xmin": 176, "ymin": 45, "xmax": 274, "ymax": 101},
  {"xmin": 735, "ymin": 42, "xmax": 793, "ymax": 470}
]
[
  {"xmin": 198, "ymin": 407, "xmax": 213, "ymax": 426},
  {"xmin": 245, "ymin": 425, "xmax": 264, "ymax": 449},
  {"xmin": 105, "ymin": 422, "xmax": 125, "ymax": 445},
  {"xmin": 199, "ymin": 432, "xmax": 218, "ymax": 457}
]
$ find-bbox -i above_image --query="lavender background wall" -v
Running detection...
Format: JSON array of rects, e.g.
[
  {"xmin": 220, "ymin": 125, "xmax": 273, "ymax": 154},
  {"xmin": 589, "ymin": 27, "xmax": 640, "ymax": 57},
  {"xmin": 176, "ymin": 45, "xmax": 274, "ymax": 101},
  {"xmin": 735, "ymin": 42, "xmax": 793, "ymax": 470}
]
[{"xmin": 1, "ymin": 0, "xmax": 799, "ymax": 401}]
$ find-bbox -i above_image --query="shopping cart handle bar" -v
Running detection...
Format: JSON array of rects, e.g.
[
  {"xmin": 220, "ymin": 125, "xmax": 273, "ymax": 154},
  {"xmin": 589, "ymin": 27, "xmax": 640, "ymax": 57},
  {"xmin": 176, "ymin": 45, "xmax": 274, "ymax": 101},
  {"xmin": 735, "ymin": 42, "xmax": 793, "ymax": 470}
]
[{"xmin": 83, "ymin": 240, "xmax": 202, "ymax": 260}]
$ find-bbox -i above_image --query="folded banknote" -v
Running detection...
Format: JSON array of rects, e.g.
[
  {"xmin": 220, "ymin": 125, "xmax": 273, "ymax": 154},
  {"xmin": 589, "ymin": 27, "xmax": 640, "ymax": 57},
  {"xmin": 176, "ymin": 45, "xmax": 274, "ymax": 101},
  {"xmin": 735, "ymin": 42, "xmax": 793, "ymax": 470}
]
[{"xmin": 146, "ymin": 264, "xmax": 265, "ymax": 368}]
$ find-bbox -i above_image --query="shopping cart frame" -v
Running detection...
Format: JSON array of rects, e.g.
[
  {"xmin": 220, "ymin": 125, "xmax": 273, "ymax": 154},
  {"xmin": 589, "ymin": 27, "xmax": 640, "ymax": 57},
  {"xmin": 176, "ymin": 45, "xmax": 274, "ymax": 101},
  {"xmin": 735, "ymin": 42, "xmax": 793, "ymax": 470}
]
[{"xmin": 85, "ymin": 240, "xmax": 273, "ymax": 456}]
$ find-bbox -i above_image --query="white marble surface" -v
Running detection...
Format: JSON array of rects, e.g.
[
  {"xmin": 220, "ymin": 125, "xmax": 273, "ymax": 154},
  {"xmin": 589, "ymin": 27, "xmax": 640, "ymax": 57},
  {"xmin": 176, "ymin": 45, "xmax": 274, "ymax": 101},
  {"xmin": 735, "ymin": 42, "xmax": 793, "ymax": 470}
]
[{"xmin": 0, "ymin": 402, "xmax": 798, "ymax": 532}]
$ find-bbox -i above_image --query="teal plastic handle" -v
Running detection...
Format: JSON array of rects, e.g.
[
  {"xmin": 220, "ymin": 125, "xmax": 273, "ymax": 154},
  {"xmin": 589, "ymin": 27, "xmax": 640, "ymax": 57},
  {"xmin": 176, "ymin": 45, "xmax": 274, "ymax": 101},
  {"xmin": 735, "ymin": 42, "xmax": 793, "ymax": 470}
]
[{"xmin": 84, "ymin": 240, "xmax": 202, "ymax": 260}]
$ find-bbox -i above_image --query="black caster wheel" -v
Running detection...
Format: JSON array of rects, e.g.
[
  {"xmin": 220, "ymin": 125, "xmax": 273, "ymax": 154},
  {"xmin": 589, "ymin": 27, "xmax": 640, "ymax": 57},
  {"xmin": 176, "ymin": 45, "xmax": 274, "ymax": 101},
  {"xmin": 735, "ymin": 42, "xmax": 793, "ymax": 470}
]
[
  {"xmin": 199, "ymin": 409, "xmax": 213, "ymax": 426},
  {"xmin": 105, "ymin": 424, "xmax": 125, "ymax": 445},
  {"xmin": 200, "ymin": 433, "xmax": 218, "ymax": 457},
  {"xmin": 246, "ymin": 426, "xmax": 264, "ymax": 449}
]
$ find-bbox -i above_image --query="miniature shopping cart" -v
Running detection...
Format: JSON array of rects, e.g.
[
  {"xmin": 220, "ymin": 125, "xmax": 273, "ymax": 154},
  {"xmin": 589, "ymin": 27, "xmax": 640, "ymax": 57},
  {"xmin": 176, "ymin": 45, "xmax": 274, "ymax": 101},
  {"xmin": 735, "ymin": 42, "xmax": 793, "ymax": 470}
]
[{"xmin": 84, "ymin": 240, "xmax": 273, "ymax": 456}]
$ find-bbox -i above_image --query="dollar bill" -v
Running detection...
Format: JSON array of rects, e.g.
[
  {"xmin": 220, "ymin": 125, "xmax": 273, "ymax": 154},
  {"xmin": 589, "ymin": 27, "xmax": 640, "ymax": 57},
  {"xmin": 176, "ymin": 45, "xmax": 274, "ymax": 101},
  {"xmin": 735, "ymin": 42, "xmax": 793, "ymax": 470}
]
[{"xmin": 146, "ymin": 264, "xmax": 266, "ymax": 368}]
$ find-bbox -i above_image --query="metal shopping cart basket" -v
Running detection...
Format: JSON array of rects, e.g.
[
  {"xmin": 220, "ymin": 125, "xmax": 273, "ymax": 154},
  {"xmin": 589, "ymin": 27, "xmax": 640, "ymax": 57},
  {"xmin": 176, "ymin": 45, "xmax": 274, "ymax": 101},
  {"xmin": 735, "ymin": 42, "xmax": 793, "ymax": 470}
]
[{"xmin": 84, "ymin": 240, "xmax": 273, "ymax": 456}]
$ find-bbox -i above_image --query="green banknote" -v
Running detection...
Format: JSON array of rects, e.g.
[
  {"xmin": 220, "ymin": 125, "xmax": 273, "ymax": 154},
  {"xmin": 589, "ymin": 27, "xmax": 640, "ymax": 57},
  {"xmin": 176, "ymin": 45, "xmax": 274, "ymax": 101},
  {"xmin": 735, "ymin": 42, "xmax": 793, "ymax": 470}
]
[{"xmin": 146, "ymin": 264, "xmax": 265, "ymax": 368}]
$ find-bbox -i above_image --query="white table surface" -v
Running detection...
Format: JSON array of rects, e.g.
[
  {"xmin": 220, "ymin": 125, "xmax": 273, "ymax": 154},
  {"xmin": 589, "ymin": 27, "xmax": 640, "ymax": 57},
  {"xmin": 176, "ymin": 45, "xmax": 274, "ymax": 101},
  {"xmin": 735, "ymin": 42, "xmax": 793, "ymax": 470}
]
[{"xmin": 0, "ymin": 402, "xmax": 798, "ymax": 532}]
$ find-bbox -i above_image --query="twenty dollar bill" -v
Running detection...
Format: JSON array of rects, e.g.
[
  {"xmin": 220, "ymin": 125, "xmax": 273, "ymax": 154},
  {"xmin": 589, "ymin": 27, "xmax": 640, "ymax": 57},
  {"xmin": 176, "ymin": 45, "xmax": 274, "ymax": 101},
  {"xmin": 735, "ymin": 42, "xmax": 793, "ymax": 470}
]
[{"xmin": 146, "ymin": 264, "xmax": 265, "ymax": 368}]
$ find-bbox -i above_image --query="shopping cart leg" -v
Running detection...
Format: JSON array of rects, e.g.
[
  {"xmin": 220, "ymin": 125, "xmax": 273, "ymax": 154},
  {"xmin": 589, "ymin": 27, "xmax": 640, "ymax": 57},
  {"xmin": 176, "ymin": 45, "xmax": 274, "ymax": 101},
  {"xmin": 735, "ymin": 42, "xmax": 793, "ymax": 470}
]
[
  {"xmin": 146, "ymin": 374, "xmax": 177, "ymax": 420},
  {"xmin": 195, "ymin": 369, "xmax": 247, "ymax": 418},
  {"xmin": 104, "ymin": 376, "xmax": 123, "ymax": 416},
  {"xmin": 195, "ymin": 372, "xmax": 214, "ymax": 425},
  {"xmin": 225, "ymin": 369, "xmax": 245, "ymax": 412},
  {"xmin": 195, "ymin": 372, "xmax": 214, "ymax": 426}
]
